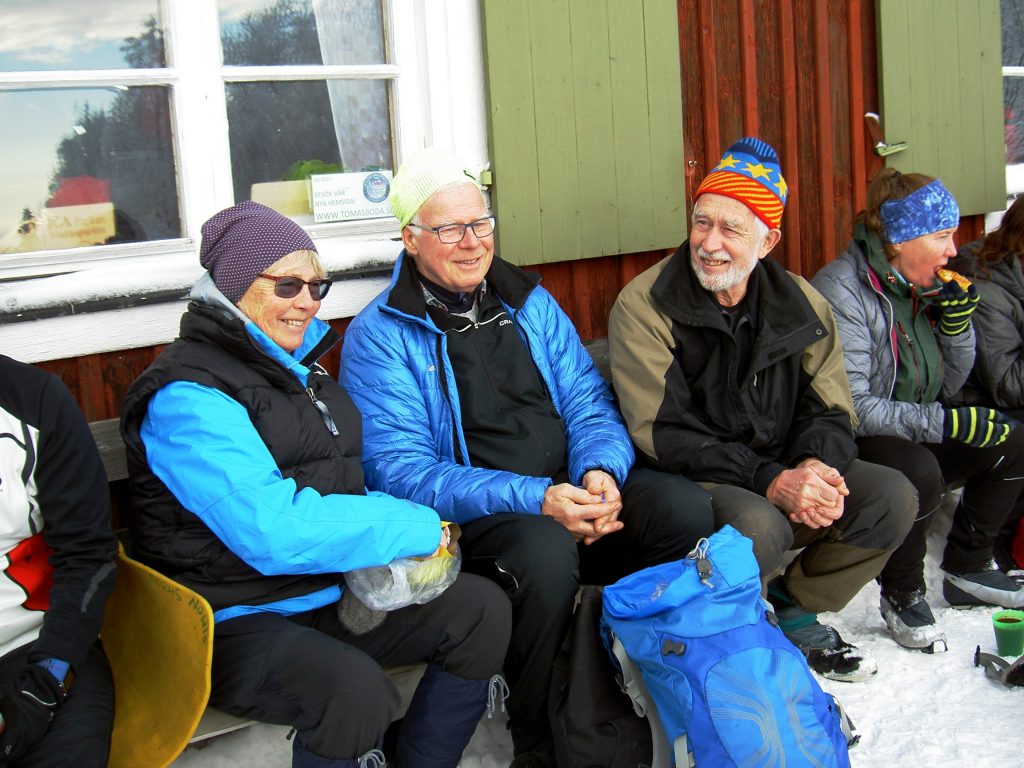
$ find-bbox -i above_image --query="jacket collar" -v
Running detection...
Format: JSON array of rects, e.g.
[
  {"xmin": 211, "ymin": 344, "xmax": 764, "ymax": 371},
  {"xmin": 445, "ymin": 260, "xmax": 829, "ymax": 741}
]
[
  {"xmin": 651, "ymin": 242, "xmax": 818, "ymax": 336},
  {"xmin": 385, "ymin": 250, "xmax": 541, "ymax": 318},
  {"xmin": 183, "ymin": 274, "xmax": 339, "ymax": 386},
  {"xmin": 853, "ymin": 221, "xmax": 915, "ymax": 302}
]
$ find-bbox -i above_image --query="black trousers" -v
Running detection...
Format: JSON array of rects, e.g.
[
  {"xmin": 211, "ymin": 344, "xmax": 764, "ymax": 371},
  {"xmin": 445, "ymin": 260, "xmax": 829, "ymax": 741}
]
[
  {"xmin": 457, "ymin": 467, "xmax": 713, "ymax": 754},
  {"xmin": 0, "ymin": 642, "xmax": 113, "ymax": 768},
  {"xmin": 857, "ymin": 426, "xmax": 1024, "ymax": 594},
  {"xmin": 209, "ymin": 573, "xmax": 510, "ymax": 761},
  {"xmin": 995, "ymin": 408, "xmax": 1024, "ymax": 570}
]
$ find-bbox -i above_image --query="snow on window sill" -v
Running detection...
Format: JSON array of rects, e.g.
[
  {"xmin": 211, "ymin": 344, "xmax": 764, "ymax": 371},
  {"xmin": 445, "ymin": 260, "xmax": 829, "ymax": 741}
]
[{"xmin": 0, "ymin": 232, "xmax": 403, "ymax": 323}]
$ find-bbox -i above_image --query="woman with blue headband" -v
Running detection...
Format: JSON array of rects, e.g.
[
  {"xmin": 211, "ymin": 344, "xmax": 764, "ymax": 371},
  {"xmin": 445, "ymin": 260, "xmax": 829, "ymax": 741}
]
[{"xmin": 812, "ymin": 168, "xmax": 1024, "ymax": 654}]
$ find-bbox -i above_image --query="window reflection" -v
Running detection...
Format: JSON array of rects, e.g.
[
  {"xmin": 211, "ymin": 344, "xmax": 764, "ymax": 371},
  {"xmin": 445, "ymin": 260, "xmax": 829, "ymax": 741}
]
[
  {"xmin": 222, "ymin": 0, "xmax": 393, "ymax": 219},
  {"xmin": 219, "ymin": 0, "xmax": 386, "ymax": 66},
  {"xmin": 1005, "ymin": 1, "xmax": 1024, "ymax": 166},
  {"xmin": 0, "ymin": 1, "xmax": 166, "ymax": 70},
  {"xmin": 1006, "ymin": 80, "xmax": 1024, "ymax": 166},
  {"xmin": 222, "ymin": 0, "xmax": 394, "ymax": 218},
  {"xmin": 0, "ymin": 87, "xmax": 181, "ymax": 255},
  {"xmin": 228, "ymin": 79, "xmax": 393, "ymax": 215}
]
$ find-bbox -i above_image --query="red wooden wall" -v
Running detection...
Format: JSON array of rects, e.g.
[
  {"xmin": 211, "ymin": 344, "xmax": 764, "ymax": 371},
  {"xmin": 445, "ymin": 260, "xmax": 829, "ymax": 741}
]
[
  {"xmin": 34, "ymin": 0, "xmax": 987, "ymax": 417},
  {"xmin": 33, "ymin": 251, "xmax": 669, "ymax": 420},
  {"xmin": 678, "ymin": 0, "xmax": 982, "ymax": 278}
]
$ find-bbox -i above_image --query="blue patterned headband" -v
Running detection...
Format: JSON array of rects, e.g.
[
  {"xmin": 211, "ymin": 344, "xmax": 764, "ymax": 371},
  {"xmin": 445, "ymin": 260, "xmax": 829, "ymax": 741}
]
[{"xmin": 879, "ymin": 179, "xmax": 959, "ymax": 244}]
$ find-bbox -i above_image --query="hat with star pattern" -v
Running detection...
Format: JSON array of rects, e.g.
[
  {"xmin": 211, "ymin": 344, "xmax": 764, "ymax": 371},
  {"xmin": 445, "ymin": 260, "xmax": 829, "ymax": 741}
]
[{"xmin": 695, "ymin": 137, "xmax": 788, "ymax": 229}]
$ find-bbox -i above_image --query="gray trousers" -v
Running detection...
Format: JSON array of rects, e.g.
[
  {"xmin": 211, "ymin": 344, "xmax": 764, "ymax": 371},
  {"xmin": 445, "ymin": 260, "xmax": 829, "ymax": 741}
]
[{"xmin": 702, "ymin": 459, "xmax": 917, "ymax": 613}]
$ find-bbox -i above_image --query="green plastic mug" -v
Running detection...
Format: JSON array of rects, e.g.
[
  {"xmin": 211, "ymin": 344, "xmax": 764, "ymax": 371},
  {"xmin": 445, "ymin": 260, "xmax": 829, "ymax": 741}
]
[{"xmin": 992, "ymin": 609, "xmax": 1024, "ymax": 657}]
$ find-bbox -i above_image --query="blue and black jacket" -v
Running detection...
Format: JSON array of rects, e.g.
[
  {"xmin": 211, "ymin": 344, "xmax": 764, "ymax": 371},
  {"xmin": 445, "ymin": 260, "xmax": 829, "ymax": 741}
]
[
  {"xmin": 340, "ymin": 252, "xmax": 634, "ymax": 523},
  {"xmin": 120, "ymin": 277, "xmax": 441, "ymax": 622}
]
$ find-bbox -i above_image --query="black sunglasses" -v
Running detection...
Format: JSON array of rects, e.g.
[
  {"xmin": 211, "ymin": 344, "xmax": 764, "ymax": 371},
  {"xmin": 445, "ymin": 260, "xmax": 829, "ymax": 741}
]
[{"xmin": 258, "ymin": 273, "xmax": 333, "ymax": 300}]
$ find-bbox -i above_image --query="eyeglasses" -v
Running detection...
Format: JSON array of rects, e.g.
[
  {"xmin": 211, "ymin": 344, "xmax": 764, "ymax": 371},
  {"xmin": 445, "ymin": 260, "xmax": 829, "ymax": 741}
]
[
  {"xmin": 258, "ymin": 274, "xmax": 333, "ymax": 300},
  {"xmin": 407, "ymin": 215, "xmax": 496, "ymax": 244}
]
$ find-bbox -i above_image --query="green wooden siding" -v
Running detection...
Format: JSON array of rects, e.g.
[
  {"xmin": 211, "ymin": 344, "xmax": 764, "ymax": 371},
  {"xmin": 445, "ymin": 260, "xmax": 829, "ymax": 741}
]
[
  {"xmin": 877, "ymin": 0, "xmax": 1005, "ymax": 215},
  {"xmin": 481, "ymin": 0, "xmax": 686, "ymax": 265}
]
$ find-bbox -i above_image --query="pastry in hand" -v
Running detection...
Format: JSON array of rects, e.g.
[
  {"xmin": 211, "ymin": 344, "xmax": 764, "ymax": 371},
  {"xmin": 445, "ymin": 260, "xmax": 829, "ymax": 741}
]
[{"xmin": 936, "ymin": 268, "xmax": 972, "ymax": 290}]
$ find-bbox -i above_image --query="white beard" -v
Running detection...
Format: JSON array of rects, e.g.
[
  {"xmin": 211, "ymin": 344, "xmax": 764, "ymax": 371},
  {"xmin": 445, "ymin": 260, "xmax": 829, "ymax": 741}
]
[{"xmin": 690, "ymin": 247, "xmax": 756, "ymax": 294}]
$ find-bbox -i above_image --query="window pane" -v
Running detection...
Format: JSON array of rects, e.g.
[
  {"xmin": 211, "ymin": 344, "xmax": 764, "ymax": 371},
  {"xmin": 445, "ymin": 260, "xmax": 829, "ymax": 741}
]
[
  {"xmin": 227, "ymin": 79, "xmax": 393, "ymax": 215},
  {"xmin": 0, "ymin": 1, "xmax": 166, "ymax": 70},
  {"xmin": 1006, "ymin": 79, "xmax": 1024, "ymax": 165},
  {"xmin": 0, "ymin": 87, "xmax": 181, "ymax": 256},
  {"xmin": 220, "ymin": 0, "xmax": 386, "ymax": 66},
  {"xmin": 1004, "ymin": 0, "xmax": 1024, "ymax": 66},
  {"xmin": 1004, "ymin": 0, "xmax": 1024, "ymax": 163}
]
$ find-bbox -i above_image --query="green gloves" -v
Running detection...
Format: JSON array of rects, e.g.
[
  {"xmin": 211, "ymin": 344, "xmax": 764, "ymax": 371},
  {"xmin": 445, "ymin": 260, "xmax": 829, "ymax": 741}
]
[
  {"xmin": 936, "ymin": 280, "xmax": 979, "ymax": 336},
  {"xmin": 943, "ymin": 407, "xmax": 1016, "ymax": 448}
]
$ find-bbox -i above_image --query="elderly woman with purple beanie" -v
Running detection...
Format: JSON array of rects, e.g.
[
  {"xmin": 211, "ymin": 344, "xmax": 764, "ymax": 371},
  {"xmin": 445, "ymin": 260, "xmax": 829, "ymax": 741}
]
[
  {"xmin": 119, "ymin": 202, "xmax": 511, "ymax": 768},
  {"xmin": 813, "ymin": 170, "xmax": 1024, "ymax": 655}
]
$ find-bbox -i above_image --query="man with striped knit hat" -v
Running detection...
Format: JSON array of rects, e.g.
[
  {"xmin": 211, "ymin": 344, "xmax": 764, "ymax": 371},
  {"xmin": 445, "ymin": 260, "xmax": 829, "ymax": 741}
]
[{"xmin": 608, "ymin": 137, "xmax": 917, "ymax": 683}]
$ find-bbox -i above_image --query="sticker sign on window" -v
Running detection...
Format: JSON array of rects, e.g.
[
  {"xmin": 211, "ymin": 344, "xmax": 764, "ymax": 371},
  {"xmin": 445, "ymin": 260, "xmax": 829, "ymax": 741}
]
[{"xmin": 310, "ymin": 171, "xmax": 393, "ymax": 223}]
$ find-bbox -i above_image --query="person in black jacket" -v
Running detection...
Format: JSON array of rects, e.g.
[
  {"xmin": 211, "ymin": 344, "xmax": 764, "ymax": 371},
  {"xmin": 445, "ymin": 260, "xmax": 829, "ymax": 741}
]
[
  {"xmin": 948, "ymin": 194, "xmax": 1024, "ymax": 573},
  {"xmin": 120, "ymin": 202, "xmax": 511, "ymax": 768},
  {"xmin": 0, "ymin": 354, "xmax": 118, "ymax": 767},
  {"xmin": 610, "ymin": 138, "xmax": 917, "ymax": 682}
]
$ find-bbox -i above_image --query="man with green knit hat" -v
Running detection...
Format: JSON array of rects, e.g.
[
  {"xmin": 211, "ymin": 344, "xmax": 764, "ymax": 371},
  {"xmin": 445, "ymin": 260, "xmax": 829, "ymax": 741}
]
[
  {"xmin": 608, "ymin": 137, "xmax": 918, "ymax": 682},
  {"xmin": 341, "ymin": 148, "xmax": 714, "ymax": 766}
]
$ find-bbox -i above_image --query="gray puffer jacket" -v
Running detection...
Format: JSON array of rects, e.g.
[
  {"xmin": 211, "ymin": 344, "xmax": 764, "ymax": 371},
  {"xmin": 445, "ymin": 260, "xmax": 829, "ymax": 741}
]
[
  {"xmin": 811, "ymin": 240, "xmax": 975, "ymax": 443},
  {"xmin": 947, "ymin": 240, "xmax": 1024, "ymax": 409}
]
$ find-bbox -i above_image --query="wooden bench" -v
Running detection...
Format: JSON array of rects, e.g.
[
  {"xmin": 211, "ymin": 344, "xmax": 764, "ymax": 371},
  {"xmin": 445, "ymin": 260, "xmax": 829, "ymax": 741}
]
[{"xmin": 585, "ymin": 337, "xmax": 611, "ymax": 380}]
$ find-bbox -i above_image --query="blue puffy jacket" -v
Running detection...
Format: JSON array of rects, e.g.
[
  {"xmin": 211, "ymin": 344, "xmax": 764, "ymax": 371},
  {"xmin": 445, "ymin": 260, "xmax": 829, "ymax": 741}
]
[{"xmin": 341, "ymin": 253, "xmax": 634, "ymax": 524}]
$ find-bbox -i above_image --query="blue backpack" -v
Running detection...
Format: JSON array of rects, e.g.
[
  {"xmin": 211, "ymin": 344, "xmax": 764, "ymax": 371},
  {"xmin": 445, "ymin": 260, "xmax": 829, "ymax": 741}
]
[{"xmin": 601, "ymin": 525, "xmax": 855, "ymax": 768}]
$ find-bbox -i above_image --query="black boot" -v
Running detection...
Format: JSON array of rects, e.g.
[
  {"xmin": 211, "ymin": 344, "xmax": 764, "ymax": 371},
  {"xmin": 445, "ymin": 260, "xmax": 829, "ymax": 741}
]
[
  {"xmin": 292, "ymin": 736, "xmax": 386, "ymax": 767},
  {"xmin": 390, "ymin": 663, "xmax": 501, "ymax": 768}
]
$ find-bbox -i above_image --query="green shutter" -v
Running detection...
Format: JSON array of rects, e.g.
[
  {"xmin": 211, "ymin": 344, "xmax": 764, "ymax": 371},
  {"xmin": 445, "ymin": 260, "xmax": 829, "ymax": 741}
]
[
  {"xmin": 876, "ymin": 0, "xmax": 1005, "ymax": 215},
  {"xmin": 481, "ymin": 0, "xmax": 686, "ymax": 265}
]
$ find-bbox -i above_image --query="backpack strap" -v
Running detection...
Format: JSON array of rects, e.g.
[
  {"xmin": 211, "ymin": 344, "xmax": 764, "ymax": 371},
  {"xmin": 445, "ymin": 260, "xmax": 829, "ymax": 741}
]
[
  {"xmin": 674, "ymin": 735, "xmax": 692, "ymax": 768},
  {"xmin": 830, "ymin": 695, "xmax": 861, "ymax": 748},
  {"xmin": 611, "ymin": 636, "xmax": 694, "ymax": 767}
]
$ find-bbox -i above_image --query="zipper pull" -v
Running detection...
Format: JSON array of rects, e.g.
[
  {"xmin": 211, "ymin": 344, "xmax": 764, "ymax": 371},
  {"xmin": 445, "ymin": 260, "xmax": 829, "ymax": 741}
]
[
  {"xmin": 697, "ymin": 556, "xmax": 713, "ymax": 588},
  {"xmin": 896, "ymin": 320, "xmax": 914, "ymax": 347},
  {"xmin": 306, "ymin": 387, "xmax": 339, "ymax": 436},
  {"xmin": 687, "ymin": 537, "xmax": 714, "ymax": 589}
]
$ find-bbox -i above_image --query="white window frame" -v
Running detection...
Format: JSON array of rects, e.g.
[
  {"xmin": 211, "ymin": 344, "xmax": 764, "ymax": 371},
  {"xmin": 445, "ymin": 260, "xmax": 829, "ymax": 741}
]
[
  {"xmin": 1005, "ymin": 65, "xmax": 1024, "ymax": 199},
  {"xmin": 0, "ymin": 0, "xmax": 489, "ymax": 362}
]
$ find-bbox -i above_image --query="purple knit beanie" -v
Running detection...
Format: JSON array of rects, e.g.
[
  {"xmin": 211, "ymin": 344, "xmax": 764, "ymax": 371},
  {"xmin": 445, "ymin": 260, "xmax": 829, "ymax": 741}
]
[{"xmin": 199, "ymin": 201, "xmax": 316, "ymax": 304}]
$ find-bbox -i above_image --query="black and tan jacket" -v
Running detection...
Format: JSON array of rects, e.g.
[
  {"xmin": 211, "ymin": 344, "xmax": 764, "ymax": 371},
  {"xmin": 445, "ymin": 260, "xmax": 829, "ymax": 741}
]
[{"xmin": 608, "ymin": 246, "xmax": 858, "ymax": 496}]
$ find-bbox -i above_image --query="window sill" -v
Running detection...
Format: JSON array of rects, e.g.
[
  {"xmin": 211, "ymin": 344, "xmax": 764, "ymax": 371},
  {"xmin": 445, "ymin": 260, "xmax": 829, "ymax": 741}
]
[
  {"xmin": 0, "ymin": 231, "xmax": 402, "ymax": 321},
  {"xmin": 0, "ymin": 233, "xmax": 403, "ymax": 363}
]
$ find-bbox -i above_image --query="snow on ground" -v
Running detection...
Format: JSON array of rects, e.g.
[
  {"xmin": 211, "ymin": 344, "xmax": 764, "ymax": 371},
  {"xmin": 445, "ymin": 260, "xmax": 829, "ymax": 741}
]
[{"xmin": 173, "ymin": 505, "xmax": 1024, "ymax": 767}]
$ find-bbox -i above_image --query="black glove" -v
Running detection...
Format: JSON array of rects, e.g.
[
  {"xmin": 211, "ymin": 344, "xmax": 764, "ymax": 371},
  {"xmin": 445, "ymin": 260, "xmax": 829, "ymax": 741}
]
[
  {"xmin": 943, "ymin": 406, "xmax": 1016, "ymax": 448},
  {"xmin": 936, "ymin": 280, "xmax": 979, "ymax": 336},
  {"xmin": 0, "ymin": 666, "xmax": 66, "ymax": 764}
]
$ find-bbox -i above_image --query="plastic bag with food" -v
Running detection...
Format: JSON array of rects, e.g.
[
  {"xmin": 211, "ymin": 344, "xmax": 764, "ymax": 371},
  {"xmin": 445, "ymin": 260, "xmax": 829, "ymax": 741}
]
[{"xmin": 343, "ymin": 522, "xmax": 462, "ymax": 611}]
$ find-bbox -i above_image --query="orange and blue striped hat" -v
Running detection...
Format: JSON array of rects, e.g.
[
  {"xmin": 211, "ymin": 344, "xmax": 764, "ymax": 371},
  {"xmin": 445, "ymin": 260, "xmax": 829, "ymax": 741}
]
[{"xmin": 694, "ymin": 137, "xmax": 788, "ymax": 229}]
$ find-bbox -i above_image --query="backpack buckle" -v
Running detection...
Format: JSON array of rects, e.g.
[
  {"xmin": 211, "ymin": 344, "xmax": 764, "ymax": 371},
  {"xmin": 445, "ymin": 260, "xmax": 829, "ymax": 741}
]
[{"xmin": 973, "ymin": 644, "xmax": 1024, "ymax": 687}]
